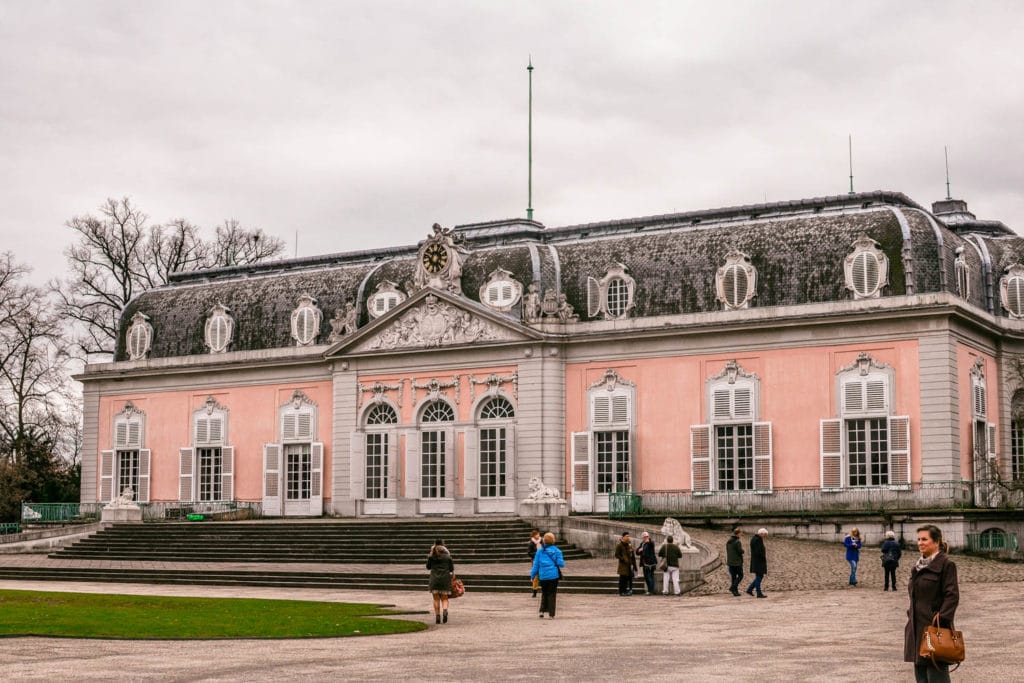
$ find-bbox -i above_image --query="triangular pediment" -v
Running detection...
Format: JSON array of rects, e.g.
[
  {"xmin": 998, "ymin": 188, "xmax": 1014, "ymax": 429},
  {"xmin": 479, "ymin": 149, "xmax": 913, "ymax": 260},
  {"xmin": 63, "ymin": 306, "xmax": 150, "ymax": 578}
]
[{"xmin": 325, "ymin": 288, "xmax": 542, "ymax": 357}]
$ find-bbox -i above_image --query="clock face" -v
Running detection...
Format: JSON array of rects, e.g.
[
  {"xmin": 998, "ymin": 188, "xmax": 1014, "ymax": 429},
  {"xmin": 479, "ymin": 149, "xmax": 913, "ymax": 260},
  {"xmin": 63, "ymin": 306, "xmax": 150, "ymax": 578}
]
[{"xmin": 422, "ymin": 243, "xmax": 449, "ymax": 274}]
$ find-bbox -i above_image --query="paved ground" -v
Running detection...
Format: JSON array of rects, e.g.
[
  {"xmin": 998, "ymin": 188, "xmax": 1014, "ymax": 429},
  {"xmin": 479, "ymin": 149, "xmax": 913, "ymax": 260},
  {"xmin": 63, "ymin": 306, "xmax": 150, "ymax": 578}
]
[{"xmin": 1, "ymin": 530, "xmax": 1023, "ymax": 681}]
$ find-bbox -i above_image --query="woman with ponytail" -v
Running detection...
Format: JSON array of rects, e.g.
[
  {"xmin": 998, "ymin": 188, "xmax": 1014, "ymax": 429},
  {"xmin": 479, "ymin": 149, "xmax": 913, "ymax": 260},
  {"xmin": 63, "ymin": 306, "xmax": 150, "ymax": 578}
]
[{"xmin": 904, "ymin": 524, "xmax": 959, "ymax": 682}]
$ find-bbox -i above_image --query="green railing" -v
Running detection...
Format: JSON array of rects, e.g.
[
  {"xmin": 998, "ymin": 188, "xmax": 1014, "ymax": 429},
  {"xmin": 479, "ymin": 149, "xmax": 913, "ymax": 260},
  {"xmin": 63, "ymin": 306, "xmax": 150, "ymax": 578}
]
[
  {"xmin": 140, "ymin": 500, "xmax": 263, "ymax": 522},
  {"xmin": 21, "ymin": 502, "xmax": 102, "ymax": 524},
  {"xmin": 607, "ymin": 481, "xmax": 992, "ymax": 518},
  {"xmin": 609, "ymin": 492, "xmax": 643, "ymax": 518},
  {"xmin": 0, "ymin": 522, "xmax": 21, "ymax": 535},
  {"xmin": 966, "ymin": 531, "xmax": 1018, "ymax": 552}
]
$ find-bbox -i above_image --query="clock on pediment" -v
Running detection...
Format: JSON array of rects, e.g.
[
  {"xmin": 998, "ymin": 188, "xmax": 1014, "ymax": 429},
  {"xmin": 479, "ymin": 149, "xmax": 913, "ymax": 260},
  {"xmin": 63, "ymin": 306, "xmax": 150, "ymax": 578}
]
[
  {"xmin": 414, "ymin": 223, "xmax": 467, "ymax": 295},
  {"xmin": 421, "ymin": 242, "xmax": 450, "ymax": 275}
]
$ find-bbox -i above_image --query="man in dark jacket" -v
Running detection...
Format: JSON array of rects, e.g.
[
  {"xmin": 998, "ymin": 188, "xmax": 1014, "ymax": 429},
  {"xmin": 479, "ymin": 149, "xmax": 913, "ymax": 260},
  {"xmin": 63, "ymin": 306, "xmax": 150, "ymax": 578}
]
[
  {"xmin": 635, "ymin": 531, "xmax": 658, "ymax": 595},
  {"xmin": 745, "ymin": 528, "xmax": 768, "ymax": 598},
  {"xmin": 615, "ymin": 532, "xmax": 637, "ymax": 596},
  {"xmin": 726, "ymin": 528, "xmax": 744, "ymax": 596}
]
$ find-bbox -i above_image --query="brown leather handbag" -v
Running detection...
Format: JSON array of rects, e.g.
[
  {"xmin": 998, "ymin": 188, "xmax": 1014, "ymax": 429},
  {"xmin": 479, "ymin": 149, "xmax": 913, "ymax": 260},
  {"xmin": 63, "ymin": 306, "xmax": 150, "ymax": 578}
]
[{"xmin": 918, "ymin": 613, "xmax": 965, "ymax": 670}]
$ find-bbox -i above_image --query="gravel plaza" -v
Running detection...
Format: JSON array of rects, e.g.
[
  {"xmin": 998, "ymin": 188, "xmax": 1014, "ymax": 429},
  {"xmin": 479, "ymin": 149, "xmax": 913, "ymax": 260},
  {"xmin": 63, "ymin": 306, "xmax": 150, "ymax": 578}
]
[{"xmin": 1, "ymin": 530, "xmax": 1022, "ymax": 682}]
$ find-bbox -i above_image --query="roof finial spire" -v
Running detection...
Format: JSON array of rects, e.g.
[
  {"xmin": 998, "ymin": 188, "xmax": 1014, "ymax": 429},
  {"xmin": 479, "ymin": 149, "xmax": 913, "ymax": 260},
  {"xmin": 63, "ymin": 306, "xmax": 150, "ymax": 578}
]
[
  {"xmin": 527, "ymin": 56, "xmax": 534, "ymax": 221},
  {"xmin": 848, "ymin": 134, "xmax": 855, "ymax": 194},
  {"xmin": 944, "ymin": 145, "xmax": 952, "ymax": 200}
]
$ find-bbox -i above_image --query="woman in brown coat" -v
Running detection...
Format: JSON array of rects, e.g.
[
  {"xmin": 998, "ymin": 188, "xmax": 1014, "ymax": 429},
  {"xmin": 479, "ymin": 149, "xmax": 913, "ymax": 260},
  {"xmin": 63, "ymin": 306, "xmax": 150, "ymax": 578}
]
[
  {"xmin": 614, "ymin": 532, "xmax": 637, "ymax": 596},
  {"xmin": 904, "ymin": 524, "xmax": 959, "ymax": 683}
]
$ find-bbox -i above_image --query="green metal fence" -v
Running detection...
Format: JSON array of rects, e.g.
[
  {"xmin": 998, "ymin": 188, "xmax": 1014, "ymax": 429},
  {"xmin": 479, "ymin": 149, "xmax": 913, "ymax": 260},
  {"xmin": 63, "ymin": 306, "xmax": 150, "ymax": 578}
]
[
  {"xmin": 609, "ymin": 492, "xmax": 643, "ymax": 518},
  {"xmin": 21, "ymin": 502, "xmax": 102, "ymax": 524},
  {"xmin": 966, "ymin": 531, "xmax": 1018, "ymax": 552},
  {"xmin": 0, "ymin": 522, "xmax": 21, "ymax": 535}
]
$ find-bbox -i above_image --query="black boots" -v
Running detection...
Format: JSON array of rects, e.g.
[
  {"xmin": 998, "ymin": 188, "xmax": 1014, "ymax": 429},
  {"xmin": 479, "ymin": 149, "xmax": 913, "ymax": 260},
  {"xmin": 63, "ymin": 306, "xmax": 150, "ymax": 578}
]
[
  {"xmin": 435, "ymin": 614, "xmax": 441, "ymax": 624},
  {"xmin": 442, "ymin": 609, "xmax": 448, "ymax": 624}
]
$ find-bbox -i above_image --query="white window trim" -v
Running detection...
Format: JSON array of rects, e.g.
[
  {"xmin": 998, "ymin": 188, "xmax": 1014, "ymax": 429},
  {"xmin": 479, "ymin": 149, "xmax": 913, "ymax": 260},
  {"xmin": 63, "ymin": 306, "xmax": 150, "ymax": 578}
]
[
  {"xmin": 125, "ymin": 312, "xmax": 154, "ymax": 360},
  {"xmin": 204, "ymin": 303, "xmax": 234, "ymax": 354},
  {"xmin": 367, "ymin": 281, "xmax": 407, "ymax": 319},
  {"xmin": 586, "ymin": 369, "xmax": 636, "ymax": 496},
  {"xmin": 587, "ymin": 263, "xmax": 636, "ymax": 320},
  {"xmin": 699, "ymin": 361, "xmax": 772, "ymax": 493},
  {"xmin": 290, "ymin": 294, "xmax": 322, "ymax": 347},
  {"xmin": 715, "ymin": 251, "xmax": 757, "ymax": 310},
  {"xmin": 478, "ymin": 268, "xmax": 523, "ymax": 313},
  {"xmin": 181, "ymin": 396, "xmax": 233, "ymax": 503},
  {"xmin": 1000, "ymin": 264, "xmax": 1024, "ymax": 318},
  {"xmin": 843, "ymin": 234, "xmax": 889, "ymax": 300}
]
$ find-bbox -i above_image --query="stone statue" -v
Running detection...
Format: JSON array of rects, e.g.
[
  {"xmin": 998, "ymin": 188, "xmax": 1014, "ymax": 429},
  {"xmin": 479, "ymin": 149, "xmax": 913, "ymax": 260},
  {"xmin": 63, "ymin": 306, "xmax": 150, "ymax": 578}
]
[
  {"xmin": 525, "ymin": 477, "xmax": 563, "ymax": 502},
  {"xmin": 328, "ymin": 303, "xmax": 359, "ymax": 343},
  {"xmin": 107, "ymin": 486, "xmax": 138, "ymax": 509},
  {"xmin": 523, "ymin": 283, "xmax": 541, "ymax": 322},
  {"xmin": 660, "ymin": 517, "xmax": 694, "ymax": 548},
  {"xmin": 556, "ymin": 294, "xmax": 579, "ymax": 322}
]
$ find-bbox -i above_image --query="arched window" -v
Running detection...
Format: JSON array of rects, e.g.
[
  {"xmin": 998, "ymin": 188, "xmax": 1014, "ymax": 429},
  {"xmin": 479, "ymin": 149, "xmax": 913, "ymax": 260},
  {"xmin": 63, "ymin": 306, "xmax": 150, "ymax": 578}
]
[
  {"xmin": 475, "ymin": 396, "xmax": 516, "ymax": 499},
  {"xmin": 479, "ymin": 269, "xmax": 523, "ymax": 312},
  {"xmin": 479, "ymin": 396, "xmax": 515, "ymax": 420},
  {"xmin": 586, "ymin": 263, "xmax": 636, "ymax": 320},
  {"xmin": 419, "ymin": 400, "xmax": 454, "ymax": 499},
  {"xmin": 365, "ymin": 403, "xmax": 398, "ymax": 425},
  {"xmin": 367, "ymin": 281, "xmax": 406, "ymax": 319}
]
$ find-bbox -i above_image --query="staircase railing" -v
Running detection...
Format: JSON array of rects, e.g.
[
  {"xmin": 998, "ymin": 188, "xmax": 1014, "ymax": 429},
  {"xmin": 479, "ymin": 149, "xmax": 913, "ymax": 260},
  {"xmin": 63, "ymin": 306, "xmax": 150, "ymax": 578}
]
[{"xmin": 21, "ymin": 502, "xmax": 102, "ymax": 524}]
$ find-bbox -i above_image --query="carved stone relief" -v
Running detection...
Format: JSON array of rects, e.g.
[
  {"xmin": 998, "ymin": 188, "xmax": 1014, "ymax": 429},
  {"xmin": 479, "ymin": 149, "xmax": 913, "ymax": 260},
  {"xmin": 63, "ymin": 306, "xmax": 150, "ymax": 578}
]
[{"xmin": 360, "ymin": 294, "xmax": 514, "ymax": 351}]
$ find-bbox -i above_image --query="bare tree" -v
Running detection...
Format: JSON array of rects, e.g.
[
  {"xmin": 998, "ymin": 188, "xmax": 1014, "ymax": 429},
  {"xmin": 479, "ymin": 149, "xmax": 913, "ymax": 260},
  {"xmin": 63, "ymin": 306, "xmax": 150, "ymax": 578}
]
[{"xmin": 53, "ymin": 198, "xmax": 286, "ymax": 357}]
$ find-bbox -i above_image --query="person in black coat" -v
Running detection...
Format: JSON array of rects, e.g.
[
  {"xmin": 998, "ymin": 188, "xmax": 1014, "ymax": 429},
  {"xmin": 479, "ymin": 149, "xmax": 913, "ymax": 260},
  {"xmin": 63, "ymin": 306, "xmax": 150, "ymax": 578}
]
[
  {"xmin": 905, "ymin": 524, "xmax": 959, "ymax": 682},
  {"xmin": 880, "ymin": 530, "xmax": 903, "ymax": 592},
  {"xmin": 745, "ymin": 528, "xmax": 768, "ymax": 598},
  {"xmin": 726, "ymin": 528, "xmax": 744, "ymax": 596}
]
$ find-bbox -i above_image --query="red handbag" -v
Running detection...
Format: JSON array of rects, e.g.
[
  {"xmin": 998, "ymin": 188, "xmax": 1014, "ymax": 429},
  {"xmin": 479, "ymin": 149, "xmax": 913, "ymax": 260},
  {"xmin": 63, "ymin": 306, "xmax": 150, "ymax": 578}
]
[{"xmin": 450, "ymin": 575, "xmax": 465, "ymax": 599}]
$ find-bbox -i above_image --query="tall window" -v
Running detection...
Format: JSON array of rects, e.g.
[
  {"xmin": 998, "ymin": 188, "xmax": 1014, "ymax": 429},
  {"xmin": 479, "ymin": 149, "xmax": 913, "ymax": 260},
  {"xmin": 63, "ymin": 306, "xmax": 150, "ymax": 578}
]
[
  {"xmin": 364, "ymin": 402, "xmax": 397, "ymax": 500},
  {"xmin": 181, "ymin": 397, "xmax": 233, "ymax": 503},
  {"xmin": 198, "ymin": 448, "xmax": 223, "ymax": 501},
  {"xmin": 286, "ymin": 443, "xmax": 311, "ymax": 500},
  {"xmin": 478, "ymin": 396, "xmax": 514, "ymax": 498},
  {"xmin": 821, "ymin": 353, "xmax": 909, "ymax": 489},
  {"xmin": 103, "ymin": 402, "xmax": 150, "ymax": 503},
  {"xmin": 1012, "ymin": 391, "xmax": 1024, "ymax": 482},
  {"xmin": 263, "ymin": 390, "xmax": 323, "ymax": 517},
  {"xmin": 117, "ymin": 449, "xmax": 140, "ymax": 500},
  {"xmin": 596, "ymin": 430, "xmax": 630, "ymax": 493},
  {"xmin": 692, "ymin": 360, "xmax": 772, "ymax": 493},
  {"xmin": 420, "ymin": 400, "xmax": 454, "ymax": 499}
]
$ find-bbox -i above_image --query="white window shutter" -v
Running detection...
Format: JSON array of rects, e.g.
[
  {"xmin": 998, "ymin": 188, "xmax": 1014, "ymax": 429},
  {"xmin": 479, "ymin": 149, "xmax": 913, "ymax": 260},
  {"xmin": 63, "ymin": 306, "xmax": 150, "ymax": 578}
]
[
  {"xmin": 690, "ymin": 424, "xmax": 711, "ymax": 492},
  {"xmin": 282, "ymin": 413, "xmax": 297, "ymax": 441},
  {"xmin": 114, "ymin": 423, "xmax": 128, "ymax": 448},
  {"xmin": 128, "ymin": 421, "xmax": 141, "ymax": 447},
  {"xmin": 137, "ymin": 449, "xmax": 151, "ymax": 503},
  {"xmin": 505, "ymin": 424, "xmax": 516, "ymax": 491},
  {"xmin": 405, "ymin": 430, "xmax": 420, "ymax": 497},
  {"xmin": 220, "ymin": 446, "xmax": 234, "ymax": 501},
  {"xmin": 262, "ymin": 443, "xmax": 281, "ymax": 516},
  {"xmin": 100, "ymin": 450, "xmax": 114, "ymax": 502},
  {"xmin": 820, "ymin": 419, "xmax": 843, "ymax": 489},
  {"xmin": 888, "ymin": 416, "xmax": 910, "ymax": 486},
  {"xmin": 444, "ymin": 427, "xmax": 455, "ymax": 497},
  {"xmin": 712, "ymin": 389, "xmax": 731, "ymax": 420},
  {"xmin": 195, "ymin": 417, "xmax": 209, "ymax": 445},
  {"xmin": 753, "ymin": 422, "xmax": 773, "ymax": 492},
  {"xmin": 208, "ymin": 416, "xmax": 224, "ymax": 444},
  {"xmin": 386, "ymin": 430, "xmax": 399, "ymax": 498},
  {"xmin": 310, "ymin": 442, "xmax": 324, "ymax": 515},
  {"xmin": 464, "ymin": 427, "xmax": 478, "ymax": 498},
  {"xmin": 587, "ymin": 277, "xmax": 602, "ymax": 317},
  {"xmin": 843, "ymin": 381, "xmax": 863, "ymax": 414},
  {"xmin": 734, "ymin": 388, "xmax": 753, "ymax": 419},
  {"xmin": 974, "ymin": 384, "xmax": 987, "ymax": 418},
  {"xmin": 592, "ymin": 395, "xmax": 611, "ymax": 426},
  {"xmin": 571, "ymin": 430, "xmax": 591, "ymax": 492},
  {"xmin": 865, "ymin": 380, "xmax": 887, "ymax": 412},
  {"xmin": 178, "ymin": 447, "xmax": 194, "ymax": 502},
  {"xmin": 986, "ymin": 423, "xmax": 997, "ymax": 462},
  {"xmin": 297, "ymin": 412, "xmax": 313, "ymax": 440},
  {"xmin": 611, "ymin": 394, "xmax": 629, "ymax": 425},
  {"xmin": 350, "ymin": 431, "xmax": 365, "ymax": 500}
]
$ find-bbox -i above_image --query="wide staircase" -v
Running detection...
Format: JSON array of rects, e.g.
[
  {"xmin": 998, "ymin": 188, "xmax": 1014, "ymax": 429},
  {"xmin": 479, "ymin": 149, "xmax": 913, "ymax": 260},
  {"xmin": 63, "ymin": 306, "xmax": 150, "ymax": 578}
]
[{"xmin": 0, "ymin": 518, "xmax": 618, "ymax": 594}]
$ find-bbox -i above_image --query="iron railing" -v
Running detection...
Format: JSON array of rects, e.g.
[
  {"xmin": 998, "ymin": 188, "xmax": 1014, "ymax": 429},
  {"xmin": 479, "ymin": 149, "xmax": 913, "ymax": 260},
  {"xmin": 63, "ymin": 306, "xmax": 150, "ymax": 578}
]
[
  {"xmin": 0, "ymin": 522, "xmax": 21, "ymax": 535},
  {"xmin": 966, "ymin": 531, "xmax": 1019, "ymax": 552},
  {"xmin": 21, "ymin": 502, "xmax": 103, "ymax": 524},
  {"xmin": 608, "ymin": 481, "xmax": 982, "ymax": 518},
  {"xmin": 140, "ymin": 500, "xmax": 263, "ymax": 522}
]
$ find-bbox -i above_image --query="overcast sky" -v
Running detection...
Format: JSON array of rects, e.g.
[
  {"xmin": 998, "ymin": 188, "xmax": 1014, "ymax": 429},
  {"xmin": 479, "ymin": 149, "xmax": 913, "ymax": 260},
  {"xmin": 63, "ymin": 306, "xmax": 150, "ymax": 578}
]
[{"xmin": 2, "ymin": 1, "xmax": 1022, "ymax": 285}]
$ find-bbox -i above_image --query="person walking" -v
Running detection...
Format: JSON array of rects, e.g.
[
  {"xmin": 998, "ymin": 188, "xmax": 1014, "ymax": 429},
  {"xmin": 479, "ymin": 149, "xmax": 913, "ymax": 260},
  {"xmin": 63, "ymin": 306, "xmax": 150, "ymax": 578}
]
[
  {"xmin": 530, "ymin": 531, "xmax": 565, "ymax": 619},
  {"xmin": 426, "ymin": 538, "xmax": 454, "ymax": 624},
  {"xmin": 745, "ymin": 528, "xmax": 768, "ymax": 598},
  {"xmin": 726, "ymin": 528, "xmax": 744, "ymax": 596},
  {"xmin": 528, "ymin": 528, "xmax": 543, "ymax": 598},
  {"xmin": 615, "ymin": 532, "xmax": 637, "ymax": 596},
  {"xmin": 658, "ymin": 534, "xmax": 683, "ymax": 595},
  {"xmin": 881, "ymin": 530, "xmax": 903, "ymax": 592},
  {"xmin": 844, "ymin": 527, "xmax": 863, "ymax": 586},
  {"xmin": 905, "ymin": 524, "xmax": 959, "ymax": 683},
  {"xmin": 635, "ymin": 531, "xmax": 658, "ymax": 595}
]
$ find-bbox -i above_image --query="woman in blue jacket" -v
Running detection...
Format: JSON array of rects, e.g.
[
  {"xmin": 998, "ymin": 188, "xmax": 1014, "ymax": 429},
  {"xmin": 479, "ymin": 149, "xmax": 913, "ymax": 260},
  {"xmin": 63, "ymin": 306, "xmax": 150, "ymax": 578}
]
[
  {"xmin": 530, "ymin": 532, "xmax": 566, "ymax": 619},
  {"xmin": 844, "ymin": 527, "xmax": 863, "ymax": 585}
]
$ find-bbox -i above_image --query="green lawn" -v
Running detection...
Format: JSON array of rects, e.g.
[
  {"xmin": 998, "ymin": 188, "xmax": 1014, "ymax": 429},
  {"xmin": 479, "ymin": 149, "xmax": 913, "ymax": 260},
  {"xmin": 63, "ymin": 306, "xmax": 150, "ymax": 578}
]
[{"xmin": 0, "ymin": 590, "xmax": 427, "ymax": 639}]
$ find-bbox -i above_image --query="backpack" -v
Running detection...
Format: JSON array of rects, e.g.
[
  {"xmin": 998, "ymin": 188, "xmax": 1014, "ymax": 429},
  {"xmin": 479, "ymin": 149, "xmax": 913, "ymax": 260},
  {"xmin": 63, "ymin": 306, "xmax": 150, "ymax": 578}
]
[{"xmin": 882, "ymin": 547, "xmax": 898, "ymax": 566}]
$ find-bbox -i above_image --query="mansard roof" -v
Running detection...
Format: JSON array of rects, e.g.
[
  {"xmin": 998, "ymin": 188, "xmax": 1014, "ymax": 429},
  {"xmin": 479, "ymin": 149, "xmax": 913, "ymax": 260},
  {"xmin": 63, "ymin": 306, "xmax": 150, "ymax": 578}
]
[{"xmin": 116, "ymin": 190, "xmax": 1023, "ymax": 361}]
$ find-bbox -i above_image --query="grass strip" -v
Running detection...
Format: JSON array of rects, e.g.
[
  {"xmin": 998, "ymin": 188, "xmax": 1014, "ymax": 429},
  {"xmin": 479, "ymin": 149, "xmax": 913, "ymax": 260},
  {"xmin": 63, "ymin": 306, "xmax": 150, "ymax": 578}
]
[{"xmin": 0, "ymin": 590, "xmax": 427, "ymax": 639}]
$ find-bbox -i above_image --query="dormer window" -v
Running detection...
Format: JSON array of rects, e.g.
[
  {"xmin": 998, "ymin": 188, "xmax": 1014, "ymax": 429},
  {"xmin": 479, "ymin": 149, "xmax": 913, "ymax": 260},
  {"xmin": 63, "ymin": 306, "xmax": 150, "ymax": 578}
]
[
  {"xmin": 587, "ymin": 263, "xmax": 636, "ymax": 320},
  {"xmin": 479, "ymin": 269, "xmax": 522, "ymax": 312},
  {"xmin": 844, "ymin": 234, "xmax": 889, "ymax": 299},
  {"xmin": 715, "ymin": 251, "xmax": 757, "ymax": 310},
  {"xmin": 290, "ymin": 294, "xmax": 322, "ymax": 346},
  {"xmin": 367, "ymin": 281, "xmax": 406, "ymax": 319},
  {"xmin": 1000, "ymin": 264, "xmax": 1024, "ymax": 318},
  {"xmin": 204, "ymin": 303, "xmax": 234, "ymax": 354},
  {"xmin": 125, "ymin": 312, "xmax": 154, "ymax": 360}
]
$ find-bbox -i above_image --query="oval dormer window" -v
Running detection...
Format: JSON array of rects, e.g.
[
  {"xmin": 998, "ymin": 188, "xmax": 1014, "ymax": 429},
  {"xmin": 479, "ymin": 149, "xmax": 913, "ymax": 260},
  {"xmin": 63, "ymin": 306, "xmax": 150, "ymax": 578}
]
[
  {"xmin": 844, "ymin": 234, "xmax": 889, "ymax": 300},
  {"xmin": 204, "ymin": 303, "xmax": 234, "ymax": 354},
  {"xmin": 715, "ymin": 251, "xmax": 757, "ymax": 310},
  {"xmin": 125, "ymin": 312, "xmax": 153, "ymax": 360},
  {"xmin": 290, "ymin": 294, "xmax": 322, "ymax": 346},
  {"xmin": 1000, "ymin": 264, "xmax": 1024, "ymax": 318},
  {"xmin": 367, "ymin": 281, "xmax": 406, "ymax": 319},
  {"xmin": 479, "ymin": 269, "xmax": 522, "ymax": 313}
]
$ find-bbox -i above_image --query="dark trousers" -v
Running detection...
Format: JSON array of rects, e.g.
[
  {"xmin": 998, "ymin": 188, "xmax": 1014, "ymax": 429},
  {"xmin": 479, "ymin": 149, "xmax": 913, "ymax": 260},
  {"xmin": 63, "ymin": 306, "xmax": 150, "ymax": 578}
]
[
  {"xmin": 539, "ymin": 579, "xmax": 559, "ymax": 616},
  {"xmin": 641, "ymin": 565, "xmax": 656, "ymax": 594},
  {"xmin": 728, "ymin": 565, "xmax": 744, "ymax": 593},
  {"xmin": 884, "ymin": 565, "xmax": 898, "ymax": 590},
  {"xmin": 618, "ymin": 574, "xmax": 633, "ymax": 595},
  {"xmin": 914, "ymin": 661, "xmax": 951, "ymax": 683},
  {"xmin": 746, "ymin": 573, "xmax": 765, "ymax": 596}
]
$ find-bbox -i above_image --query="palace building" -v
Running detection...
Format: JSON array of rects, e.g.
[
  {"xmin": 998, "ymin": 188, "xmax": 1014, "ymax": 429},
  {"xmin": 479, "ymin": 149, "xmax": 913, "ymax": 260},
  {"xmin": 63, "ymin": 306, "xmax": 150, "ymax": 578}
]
[{"xmin": 78, "ymin": 190, "xmax": 1024, "ymax": 519}]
